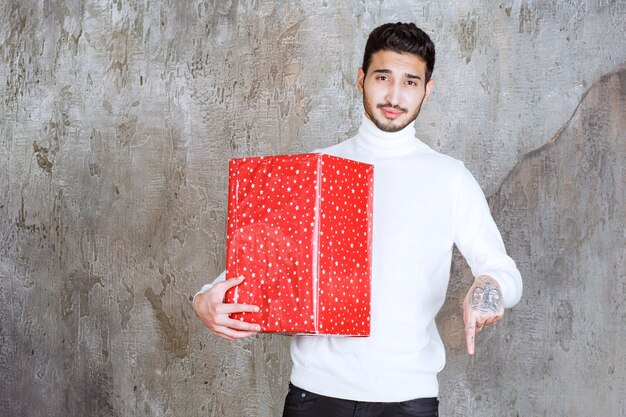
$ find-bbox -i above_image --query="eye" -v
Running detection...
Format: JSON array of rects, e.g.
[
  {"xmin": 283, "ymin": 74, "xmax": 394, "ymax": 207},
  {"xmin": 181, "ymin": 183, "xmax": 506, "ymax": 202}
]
[
  {"xmin": 406, "ymin": 80, "xmax": 418, "ymax": 86},
  {"xmin": 376, "ymin": 75, "xmax": 389, "ymax": 81}
]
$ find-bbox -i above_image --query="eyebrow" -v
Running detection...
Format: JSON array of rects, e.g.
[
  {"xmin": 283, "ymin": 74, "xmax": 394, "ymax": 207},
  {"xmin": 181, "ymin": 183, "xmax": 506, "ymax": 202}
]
[{"xmin": 372, "ymin": 68, "xmax": 422, "ymax": 80}]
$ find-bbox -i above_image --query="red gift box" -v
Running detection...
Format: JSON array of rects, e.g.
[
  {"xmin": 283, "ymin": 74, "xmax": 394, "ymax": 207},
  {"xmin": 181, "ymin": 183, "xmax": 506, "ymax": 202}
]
[{"xmin": 224, "ymin": 153, "xmax": 374, "ymax": 336}]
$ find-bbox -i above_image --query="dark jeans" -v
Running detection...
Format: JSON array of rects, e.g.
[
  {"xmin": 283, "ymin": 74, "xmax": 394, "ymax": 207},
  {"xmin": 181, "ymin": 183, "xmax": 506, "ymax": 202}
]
[{"xmin": 282, "ymin": 383, "xmax": 439, "ymax": 417}]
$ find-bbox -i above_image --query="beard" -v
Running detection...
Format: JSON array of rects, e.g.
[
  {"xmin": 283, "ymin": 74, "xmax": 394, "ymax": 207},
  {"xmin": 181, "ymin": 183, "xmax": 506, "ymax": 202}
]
[{"xmin": 363, "ymin": 93, "xmax": 425, "ymax": 133}]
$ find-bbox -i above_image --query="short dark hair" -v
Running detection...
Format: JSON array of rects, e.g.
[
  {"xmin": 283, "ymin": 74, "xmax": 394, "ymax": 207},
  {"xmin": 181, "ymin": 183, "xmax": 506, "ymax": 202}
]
[{"xmin": 361, "ymin": 22, "xmax": 436, "ymax": 82}]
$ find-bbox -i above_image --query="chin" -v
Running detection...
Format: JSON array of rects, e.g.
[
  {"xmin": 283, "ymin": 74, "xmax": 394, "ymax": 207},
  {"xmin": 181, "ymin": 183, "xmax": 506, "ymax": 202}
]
[{"xmin": 375, "ymin": 119, "xmax": 410, "ymax": 133}]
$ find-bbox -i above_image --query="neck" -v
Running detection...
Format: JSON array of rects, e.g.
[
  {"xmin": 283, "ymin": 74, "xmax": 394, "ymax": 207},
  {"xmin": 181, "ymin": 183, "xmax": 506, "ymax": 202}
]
[{"xmin": 355, "ymin": 114, "xmax": 418, "ymax": 156}]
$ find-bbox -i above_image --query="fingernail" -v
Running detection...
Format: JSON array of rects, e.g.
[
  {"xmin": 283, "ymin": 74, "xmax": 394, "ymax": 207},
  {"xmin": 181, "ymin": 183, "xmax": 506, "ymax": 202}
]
[
  {"xmin": 253, "ymin": 306, "xmax": 260, "ymax": 312},
  {"xmin": 255, "ymin": 325, "xmax": 261, "ymax": 331}
]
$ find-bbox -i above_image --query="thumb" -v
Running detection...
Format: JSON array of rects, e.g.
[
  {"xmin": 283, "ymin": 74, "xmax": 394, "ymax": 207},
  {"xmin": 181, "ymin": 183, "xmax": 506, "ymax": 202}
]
[
  {"xmin": 224, "ymin": 275, "xmax": 245, "ymax": 289},
  {"xmin": 214, "ymin": 275, "xmax": 245, "ymax": 295}
]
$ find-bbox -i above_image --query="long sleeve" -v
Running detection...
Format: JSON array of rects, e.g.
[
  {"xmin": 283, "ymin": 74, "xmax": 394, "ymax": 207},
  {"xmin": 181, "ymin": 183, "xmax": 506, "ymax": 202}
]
[{"xmin": 453, "ymin": 165, "xmax": 523, "ymax": 308}]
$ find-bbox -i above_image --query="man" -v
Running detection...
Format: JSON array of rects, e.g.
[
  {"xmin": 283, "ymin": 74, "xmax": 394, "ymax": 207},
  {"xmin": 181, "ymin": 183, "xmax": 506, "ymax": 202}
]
[{"xmin": 193, "ymin": 22, "xmax": 523, "ymax": 417}]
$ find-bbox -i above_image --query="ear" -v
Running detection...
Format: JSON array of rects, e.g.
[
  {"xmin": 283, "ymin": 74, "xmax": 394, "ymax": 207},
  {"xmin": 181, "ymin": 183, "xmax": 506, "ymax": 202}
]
[
  {"xmin": 357, "ymin": 68, "xmax": 365, "ymax": 93},
  {"xmin": 422, "ymin": 79, "xmax": 435, "ymax": 105}
]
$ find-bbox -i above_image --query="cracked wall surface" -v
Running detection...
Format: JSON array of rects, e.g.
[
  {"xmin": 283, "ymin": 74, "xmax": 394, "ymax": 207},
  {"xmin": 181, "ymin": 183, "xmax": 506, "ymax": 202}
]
[
  {"xmin": 437, "ymin": 67, "xmax": 626, "ymax": 416},
  {"xmin": 1, "ymin": 1, "xmax": 625, "ymax": 416}
]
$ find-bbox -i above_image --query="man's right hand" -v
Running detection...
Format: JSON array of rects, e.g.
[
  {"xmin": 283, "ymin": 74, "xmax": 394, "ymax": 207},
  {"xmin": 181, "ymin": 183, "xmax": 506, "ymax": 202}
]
[{"xmin": 193, "ymin": 276, "xmax": 261, "ymax": 340}]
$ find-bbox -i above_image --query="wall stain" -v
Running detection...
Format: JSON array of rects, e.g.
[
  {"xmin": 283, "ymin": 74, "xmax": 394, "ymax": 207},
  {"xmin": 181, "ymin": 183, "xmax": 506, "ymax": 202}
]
[
  {"xmin": 33, "ymin": 141, "xmax": 53, "ymax": 174},
  {"xmin": 115, "ymin": 115, "xmax": 138, "ymax": 148},
  {"xmin": 61, "ymin": 268, "xmax": 104, "ymax": 319},
  {"xmin": 117, "ymin": 282, "xmax": 134, "ymax": 330},
  {"xmin": 456, "ymin": 15, "xmax": 477, "ymax": 64},
  {"xmin": 88, "ymin": 161, "xmax": 101, "ymax": 177},
  {"xmin": 519, "ymin": 0, "xmax": 539, "ymax": 37},
  {"xmin": 552, "ymin": 299, "xmax": 574, "ymax": 352},
  {"xmin": 277, "ymin": 18, "xmax": 306, "ymax": 44},
  {"xmin": 77, "ymin": 366, "xmax": 120, "ymax": 417},
  {"xmin": 490, "ymin": 66, "xmax": 626, "ymax": 198},
  {"xmin": 502, "ymin": 4, "xmax": 513, "ymax": 18},
  {"xmin": 16, "ymin": 194, "xmax": 36, "ymax": 233},
  {"xmin": 144, "ymin": 274, "xmax": 190, "ymax": 358}
]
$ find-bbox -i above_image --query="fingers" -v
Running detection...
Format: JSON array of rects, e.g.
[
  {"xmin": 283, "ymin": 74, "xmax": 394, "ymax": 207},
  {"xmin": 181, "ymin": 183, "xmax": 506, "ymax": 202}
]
[
  {"xmin": 226, "ymin": 275, "xmax": 246, "ymax": 288},
  {"xmin": 204, "ymin": 314, "xmax": 261, "ymax": 340},
  {"xmin": 212, "ymin": 275, "xmax": 246, "ymax": 297},
  {"xmin": 482, "ymin": 316, "xmax": 499, "ymax": 328},
  {"xmin": 212, "ymin": 326, "xmax": 258, "ymax": 340},
  {"xmin": 218, "ymin": 315, "xmax": 262, "ymax": 333},
  {"xmin": 201, "ymin": 304, "xmax": 261, "ymax": 336},
  {"xmin": 211, "ymin": 315, "xmax": 262, "ymax": 340},
  {"xmin": 216, "ymin": 302, "xmax": 260, "ymax": 315},
  {"xmin": 193, "ymin": 275, "xmax": 262, "ymax": 340},
  {"xmin": 194, "ymin": 289, "xmax": 259, "ymax": 317},
  {"xmin": 213, "ymin": 324, "xmax": 260, "ymax": 339},
  {"xmin": 464, "ymin": 312, "xmax": 504, "ymax": 355},
  {"xmin": 465, "ymin": 314, "xmax": 476, "ymax": 355},
  {"xmin": 475, "ymin": 318, "xmax": 497, "ymax": 331}
]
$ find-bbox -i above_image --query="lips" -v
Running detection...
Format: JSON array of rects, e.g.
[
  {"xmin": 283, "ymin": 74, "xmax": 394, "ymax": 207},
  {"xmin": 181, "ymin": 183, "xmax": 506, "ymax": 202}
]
[
  {"xmin": 381, "ymin": 107, "xmax": 403, "ymax": 119},
  {"xmin": 377, "ymin": 104, "xmax": 406, "ymax": 120}
]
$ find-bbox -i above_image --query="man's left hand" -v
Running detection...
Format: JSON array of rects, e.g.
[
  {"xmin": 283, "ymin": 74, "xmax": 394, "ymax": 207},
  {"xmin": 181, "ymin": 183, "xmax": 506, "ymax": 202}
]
[{"xmin": 463, "ymin": 275, "xmax": 504, "ymax": 355}]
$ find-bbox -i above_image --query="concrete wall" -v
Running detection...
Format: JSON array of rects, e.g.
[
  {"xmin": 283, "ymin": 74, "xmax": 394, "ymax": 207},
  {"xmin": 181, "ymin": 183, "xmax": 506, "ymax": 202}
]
[{"xmin": 1, "ymin": 1, "xmax": 624, "ymax": 416}]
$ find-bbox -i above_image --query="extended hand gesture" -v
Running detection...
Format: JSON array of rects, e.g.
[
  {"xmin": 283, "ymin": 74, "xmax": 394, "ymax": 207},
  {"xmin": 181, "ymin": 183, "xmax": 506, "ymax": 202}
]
[
  {"xmin": 193, "ymin": 276, "xmax": 261, "ymax": 340},
  {"xmin": 463, "ymin": 275, "xmax": 504, "ymax": 355}
]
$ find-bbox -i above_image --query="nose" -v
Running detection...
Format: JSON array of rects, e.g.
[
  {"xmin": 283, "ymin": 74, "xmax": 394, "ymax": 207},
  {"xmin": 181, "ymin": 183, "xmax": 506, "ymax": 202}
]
[{"xmin": 385, "ymin": 83, "xmax": 401, "ymax": 106}]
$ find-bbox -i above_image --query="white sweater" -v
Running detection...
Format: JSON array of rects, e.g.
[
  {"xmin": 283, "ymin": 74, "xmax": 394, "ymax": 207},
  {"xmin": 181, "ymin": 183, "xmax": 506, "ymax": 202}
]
[{"xmin": 199, "ymin": 114, "xmax": 523, "ymax": 402}]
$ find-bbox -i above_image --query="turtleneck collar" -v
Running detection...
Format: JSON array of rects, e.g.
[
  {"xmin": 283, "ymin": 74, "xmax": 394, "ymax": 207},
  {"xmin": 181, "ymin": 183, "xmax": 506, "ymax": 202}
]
[{"xmin": 355, "ymin": 113, "xmax": 419, "ymax": 157}]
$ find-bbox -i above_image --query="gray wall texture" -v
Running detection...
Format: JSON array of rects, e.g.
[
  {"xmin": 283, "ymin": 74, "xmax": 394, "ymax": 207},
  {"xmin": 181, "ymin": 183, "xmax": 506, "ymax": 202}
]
[{"xmin": 1, "ymin": 0, "xmax": 624, "ymax": 416}]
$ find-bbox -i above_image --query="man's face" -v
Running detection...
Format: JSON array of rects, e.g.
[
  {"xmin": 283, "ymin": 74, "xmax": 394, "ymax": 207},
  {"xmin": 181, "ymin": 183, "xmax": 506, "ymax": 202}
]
[{"xmin": 358, "ymin": 50, "xmax": 434, "ymax": 133}]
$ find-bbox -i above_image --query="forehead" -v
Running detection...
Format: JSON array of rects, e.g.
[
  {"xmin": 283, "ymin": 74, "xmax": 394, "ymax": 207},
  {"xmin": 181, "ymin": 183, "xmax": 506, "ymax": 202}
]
[{"xmin": 367, "ymin": 50, "xmax": 427, "ymax": 77}]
